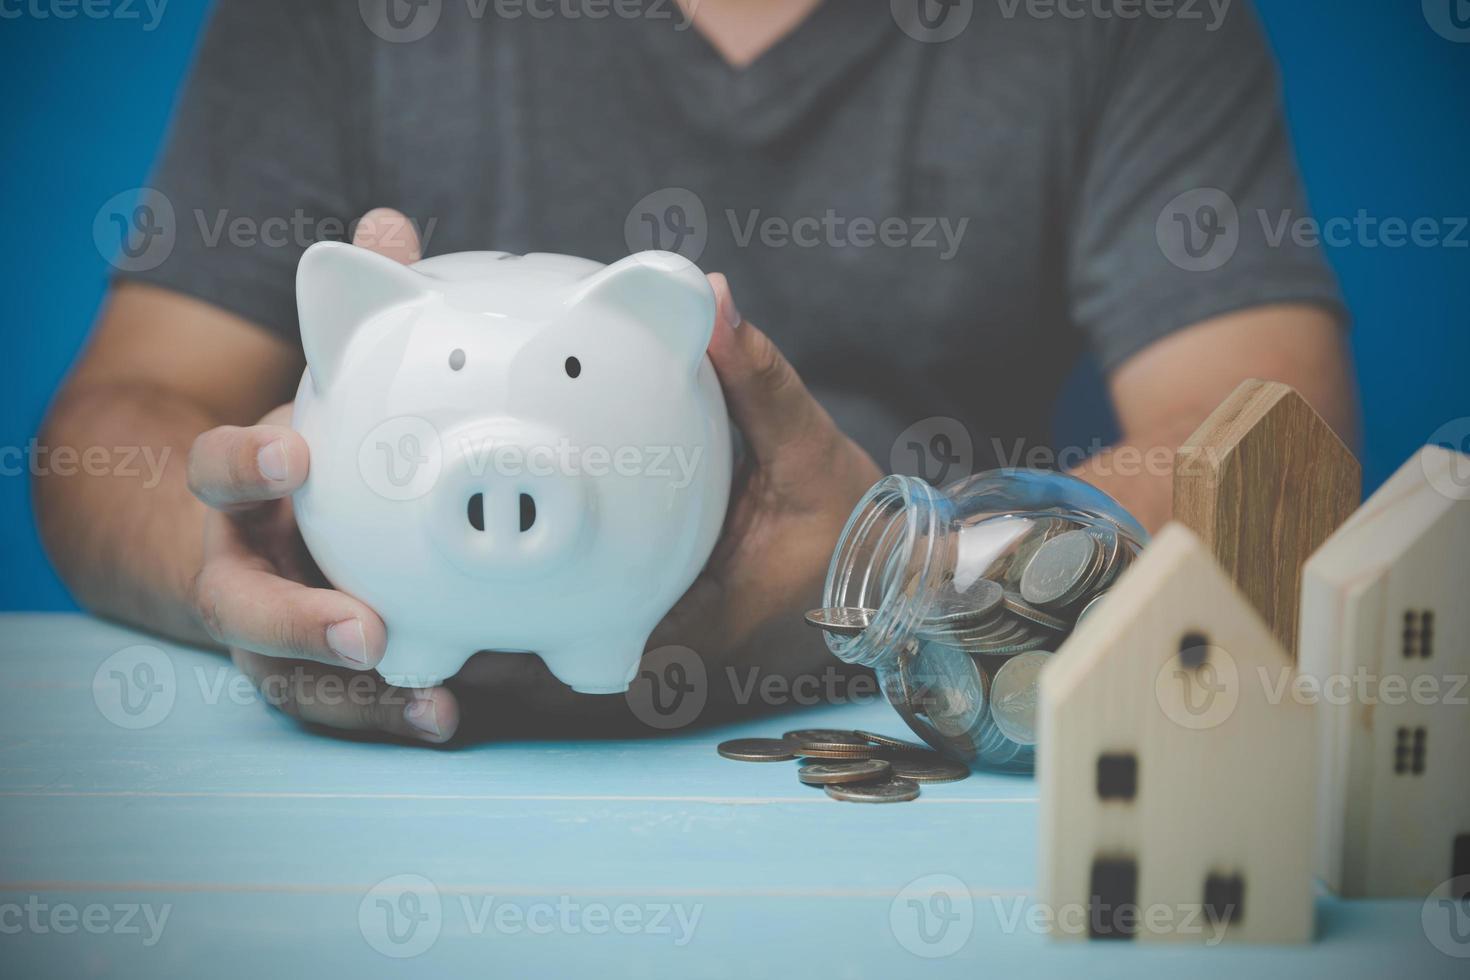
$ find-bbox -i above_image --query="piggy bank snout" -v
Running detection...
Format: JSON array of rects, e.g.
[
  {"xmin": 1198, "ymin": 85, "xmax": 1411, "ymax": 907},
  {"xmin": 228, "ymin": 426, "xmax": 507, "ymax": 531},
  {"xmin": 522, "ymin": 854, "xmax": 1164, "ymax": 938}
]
[{"xmin": 427, "ymin": 422, "xmax": 589, "ymax": 579}]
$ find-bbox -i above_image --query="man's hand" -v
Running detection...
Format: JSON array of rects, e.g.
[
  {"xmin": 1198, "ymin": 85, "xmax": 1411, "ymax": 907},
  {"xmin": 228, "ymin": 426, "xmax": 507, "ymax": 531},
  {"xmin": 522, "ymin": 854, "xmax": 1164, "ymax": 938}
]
[
  {"xmin": 657, "ymin": 273, "xmax": 884, "ymax": 670},
  {"xmin": 185, "ymin": 211, "xmax": 459, "ymax": 743}
]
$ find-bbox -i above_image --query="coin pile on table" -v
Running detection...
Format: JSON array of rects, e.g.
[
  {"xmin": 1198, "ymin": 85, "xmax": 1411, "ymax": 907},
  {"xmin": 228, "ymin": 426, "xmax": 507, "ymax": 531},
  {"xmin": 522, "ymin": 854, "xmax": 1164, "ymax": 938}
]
[
  {"xmin": 716, "ymin": 729, "xmax": 970, "ymax": 804},
  {"xmin": 805, "ymin": 521, "xmax": 1136, "ymax": 770}
]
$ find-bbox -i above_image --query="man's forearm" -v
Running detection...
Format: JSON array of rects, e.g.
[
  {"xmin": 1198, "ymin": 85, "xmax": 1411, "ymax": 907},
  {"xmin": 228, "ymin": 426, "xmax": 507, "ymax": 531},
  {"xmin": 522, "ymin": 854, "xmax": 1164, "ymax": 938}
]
[
  {"xmin": 1078, "ymin": 306, "xmax": 1360, "ymax": 533},
  {"xmin": 34, "ymin": 381, "xmax": 216, "ymax": 646},
  {"xmin": 1070, "ymin": 419, "xmax": 1201, "ymax": 534}
]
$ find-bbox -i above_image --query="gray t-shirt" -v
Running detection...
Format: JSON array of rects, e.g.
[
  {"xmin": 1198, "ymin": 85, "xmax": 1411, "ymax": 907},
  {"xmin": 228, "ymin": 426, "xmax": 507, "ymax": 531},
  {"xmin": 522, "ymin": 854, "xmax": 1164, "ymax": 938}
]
[{"xmin": 124, "ymin": 0, "xmax": 1343, "ymax": 470}]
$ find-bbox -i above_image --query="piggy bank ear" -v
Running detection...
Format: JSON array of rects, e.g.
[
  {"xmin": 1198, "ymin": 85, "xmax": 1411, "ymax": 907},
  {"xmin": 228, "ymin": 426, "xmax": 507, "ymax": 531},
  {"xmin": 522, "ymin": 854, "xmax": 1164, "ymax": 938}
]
[
  {"xmin": 567, "ymin": 251, "xmax": 715, "ymax": 369},
  {"xmin": 296, "ymin": 241, "xmax": 432, "ymax": 391}
]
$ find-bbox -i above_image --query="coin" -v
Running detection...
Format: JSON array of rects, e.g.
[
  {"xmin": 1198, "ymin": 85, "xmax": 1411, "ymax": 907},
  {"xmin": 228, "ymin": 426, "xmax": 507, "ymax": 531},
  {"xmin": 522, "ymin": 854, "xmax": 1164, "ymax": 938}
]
[
  {"xmin": 717, "ymin": 738, "xmax": 798, "ymax": 762},
  {"xmin": 783, "ymin": 728, "xmax": 863, "ymax": 744},
  {"xmin": 884, "ymin": 753, "xmax": 971, "ymax": 783},
  {"xmin": 804, "ymin": 607, "xmax": 876, "ymax": 636},
  {"xmin": 854, "ymin": 730, "xmax": 929, "ymax": 753},
  {"xmin": 792, "ymin": 729, "xmax": 880, "ymax": 758},
  {"xmin": 908, "ymin": 642, "xmax": 988, "ymax": 740},
  {"xmin": 1001, "ymin": 592, "xmax": 1069, "ymax": 633},
  {"xmin": 796, "ymin": 741, "xmax": 883, "ymax": 760},
  {"xmin": 989, "ymin": 651, "xmax": 1050, "ymax": 745},
  {"xmin": 939, "ymin": 620, "xmax": 1052, "ymax": 656},
  {"xmin": 825, "ymin": 776, "xmax": 921, "ymax": 803},
  {"xmin": 1090, "ymin": 526, "xmax": 1125, "ymax": 592},
  {"xmin": 925, "ymin": 577, "xmax": 1005, "ymax": 627},
  {"xmin": 1020, "ymin": 530, "xmax": 1102, "ymax": 608},
  {"xmin": 797, "ymin": 758, "xmax": 892, "ymax": 785},
  {"xmin": 1075, "ymin": 591, "xmax": 1110, "ymax": 629}
]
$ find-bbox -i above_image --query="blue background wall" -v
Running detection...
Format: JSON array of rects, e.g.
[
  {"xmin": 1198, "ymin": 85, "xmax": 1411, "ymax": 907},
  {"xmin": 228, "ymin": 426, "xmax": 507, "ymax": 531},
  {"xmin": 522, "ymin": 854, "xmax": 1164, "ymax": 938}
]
[{"xmin": 1, "ymin": 1, "xmax": 1466, "ymax": 610}]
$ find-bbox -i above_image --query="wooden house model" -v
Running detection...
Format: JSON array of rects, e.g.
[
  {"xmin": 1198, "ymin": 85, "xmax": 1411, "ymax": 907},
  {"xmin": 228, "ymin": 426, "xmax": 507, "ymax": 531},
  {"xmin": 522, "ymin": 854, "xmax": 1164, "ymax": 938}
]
[
  {"xmin": 1299, "ymin": 444, "xmax": 1470, "ymax": 898},
  {"xmin": 1039, "ymin": 523, "xmax": 1315, "ymax": 943}
]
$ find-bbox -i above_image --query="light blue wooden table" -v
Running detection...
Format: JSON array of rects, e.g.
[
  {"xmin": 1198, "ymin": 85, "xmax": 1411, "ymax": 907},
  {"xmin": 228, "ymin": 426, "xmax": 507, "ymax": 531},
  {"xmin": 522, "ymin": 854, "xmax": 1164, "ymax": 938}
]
[{"xmin": 1, "ymin": 613, "xmax": 1460, "ymax": 977}]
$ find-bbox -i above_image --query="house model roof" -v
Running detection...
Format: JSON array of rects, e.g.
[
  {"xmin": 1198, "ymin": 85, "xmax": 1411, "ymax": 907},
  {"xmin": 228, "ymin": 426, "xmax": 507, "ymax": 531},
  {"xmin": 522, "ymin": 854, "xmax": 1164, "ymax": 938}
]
[
  {"xmin": 1043, "ymin": 521, "xmax": 1293, "ymax": 709},
  {"xmin": 1303, "ymin": 445, "xmax": 1467, "ymax": 590}
]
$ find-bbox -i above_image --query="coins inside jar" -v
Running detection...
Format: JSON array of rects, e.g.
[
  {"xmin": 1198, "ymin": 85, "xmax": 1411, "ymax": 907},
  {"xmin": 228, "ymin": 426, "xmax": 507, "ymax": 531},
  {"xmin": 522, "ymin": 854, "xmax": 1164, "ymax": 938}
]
[
  {"xmin": 988, "ymin": 650, "xmax": 1051, "ymax": 746},
  {"xmin": 807, "ymin": 510, "xmax": 1139, "ymax": 771}
]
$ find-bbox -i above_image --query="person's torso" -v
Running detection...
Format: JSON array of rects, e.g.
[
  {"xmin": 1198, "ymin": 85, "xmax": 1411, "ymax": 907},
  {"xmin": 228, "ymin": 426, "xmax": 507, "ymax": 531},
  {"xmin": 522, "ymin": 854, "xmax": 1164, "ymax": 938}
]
[{"xmin": 351, "ymin": 0, "xmax": 1103, "ymax": 471}]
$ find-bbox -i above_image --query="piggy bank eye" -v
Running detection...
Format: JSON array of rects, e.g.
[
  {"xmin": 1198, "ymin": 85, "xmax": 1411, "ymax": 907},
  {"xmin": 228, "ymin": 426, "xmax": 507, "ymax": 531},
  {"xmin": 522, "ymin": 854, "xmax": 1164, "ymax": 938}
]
[
  {"xmin": 564, "ymin": 356, "xmax": 581, "ymax": 379},
  {"xmin": 449, "ymin": 349, "xmax": 466, "ymax": 371}
]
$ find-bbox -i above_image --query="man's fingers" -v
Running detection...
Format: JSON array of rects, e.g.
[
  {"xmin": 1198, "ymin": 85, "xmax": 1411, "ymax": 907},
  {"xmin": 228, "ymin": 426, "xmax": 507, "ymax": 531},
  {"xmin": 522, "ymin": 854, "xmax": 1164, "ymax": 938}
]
[
  {"xmin": 705, "ymin": 272, "xmax": 834, "ymax": 466},
  {"xmin": 188, "ymin": 424, "xmax": 308, "ymax": 509},
  {"xmin": 353, "ymin": 207, "xmax": 422, "ymax": 264},
  {"xmin": 193, "ymin": 556, "xmax": 386, "ymax": 669},
  {"xmin": 232, "ymin": 649, "xmax": 459, "ymax": 744}
]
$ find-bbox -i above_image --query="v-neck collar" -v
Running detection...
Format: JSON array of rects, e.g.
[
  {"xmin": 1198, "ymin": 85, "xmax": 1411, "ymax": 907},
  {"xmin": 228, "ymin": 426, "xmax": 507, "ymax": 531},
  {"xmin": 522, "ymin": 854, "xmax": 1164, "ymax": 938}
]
[{"xmin": 635, "ymin": 0, "xmax": 899, "ymax": 145}]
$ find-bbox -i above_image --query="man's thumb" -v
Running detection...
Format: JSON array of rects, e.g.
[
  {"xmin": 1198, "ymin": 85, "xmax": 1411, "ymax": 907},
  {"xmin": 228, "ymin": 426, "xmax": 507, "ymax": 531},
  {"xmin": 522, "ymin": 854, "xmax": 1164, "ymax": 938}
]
[
  {"xmin": 351, "ymin": 207, "xmax": 422, "ymax": 265},
  {"xmin": 705, "ymin": 272, "xmax": 830, "ymax": 465}
]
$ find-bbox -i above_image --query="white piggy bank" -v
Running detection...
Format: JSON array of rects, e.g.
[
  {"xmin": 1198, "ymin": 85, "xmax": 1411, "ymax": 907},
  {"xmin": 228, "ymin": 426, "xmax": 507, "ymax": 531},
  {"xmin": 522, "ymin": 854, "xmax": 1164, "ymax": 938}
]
[{"xmin": 291, "ymin": 243, "xmax": 732, "ymax": 693}]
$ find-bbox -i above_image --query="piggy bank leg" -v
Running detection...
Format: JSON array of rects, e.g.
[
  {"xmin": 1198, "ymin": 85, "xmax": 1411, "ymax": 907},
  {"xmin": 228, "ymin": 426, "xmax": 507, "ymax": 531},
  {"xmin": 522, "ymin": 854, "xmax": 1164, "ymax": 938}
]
[
  {"xmin": 375, "ymin": 638, "xmax": 468, "ymax": 689},
  {"xmin": 537, "ymin": 637, "xmax": 647, "ymax": 695}
]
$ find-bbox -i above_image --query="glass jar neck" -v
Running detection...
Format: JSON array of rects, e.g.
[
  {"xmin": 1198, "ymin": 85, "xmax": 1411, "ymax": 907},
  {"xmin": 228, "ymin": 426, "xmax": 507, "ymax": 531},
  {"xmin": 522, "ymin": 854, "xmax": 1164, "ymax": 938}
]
[{"xmin": 822, "ymin": 475, "xmax": 954, "ymax": 669}]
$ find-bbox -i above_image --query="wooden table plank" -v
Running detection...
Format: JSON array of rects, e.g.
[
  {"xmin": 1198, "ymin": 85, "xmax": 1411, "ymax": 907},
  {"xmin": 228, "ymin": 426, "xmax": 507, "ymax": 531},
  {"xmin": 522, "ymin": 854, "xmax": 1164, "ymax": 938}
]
[{"xmin": 0, "ymin": 614, "xmax": 1457, "ymax": 977}]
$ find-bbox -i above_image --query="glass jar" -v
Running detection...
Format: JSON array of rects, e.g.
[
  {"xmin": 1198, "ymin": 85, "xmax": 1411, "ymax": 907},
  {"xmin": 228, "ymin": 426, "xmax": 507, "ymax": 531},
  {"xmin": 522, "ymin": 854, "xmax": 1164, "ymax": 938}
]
[{"xmin": 819, "ymin": 469, "xmax": 1148, "ymax": 772}]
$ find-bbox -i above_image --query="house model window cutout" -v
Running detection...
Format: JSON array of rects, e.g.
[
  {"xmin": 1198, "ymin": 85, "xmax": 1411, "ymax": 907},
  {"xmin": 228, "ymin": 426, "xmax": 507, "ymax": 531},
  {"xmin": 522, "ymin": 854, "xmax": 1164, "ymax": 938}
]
[
  {"xmin": 1039, "ymin": 522, "xmax": 1315, "ymax": 944},
  {"xmin": 1299, "ymin": 444, "xmax": 1470, "ymax": 898}
]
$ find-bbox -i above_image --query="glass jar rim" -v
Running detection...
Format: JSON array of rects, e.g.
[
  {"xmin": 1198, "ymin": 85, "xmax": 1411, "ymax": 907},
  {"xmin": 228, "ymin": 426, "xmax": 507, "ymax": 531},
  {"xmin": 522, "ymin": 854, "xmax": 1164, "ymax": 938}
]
[{"xmin": 821, "ymin": 474, "xmax": 951, "ymax": 668}]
